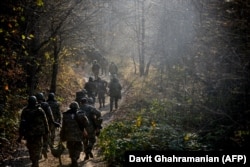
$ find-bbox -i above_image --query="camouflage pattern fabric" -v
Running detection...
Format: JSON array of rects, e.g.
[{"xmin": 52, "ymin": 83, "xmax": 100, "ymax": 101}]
[
  {"xmin": 96, "ymin": 79, "xmax": 108, "ymax": 108},
  {"xmin": 39, "ymin": 102, "xmax": 56, "ymax": 156},
  {"xmin": 40, "ymin": 102, "xmax": 55, "ymax": 129},
  {"xmin": 47, "ymin": 100, "xmax": 61, "ymax": 123},
  {"xmin": 60, "ymin": 108, "xmax": 88, "ymax": 166},
  {"xmin": 19, "ymin": 105, "xmax": 49, "ymax": 167},
  {"xmin": 19, "ymin": 106, "xmax": 49, "ymax": 138},
  {"xmin": 83, "ymin": 126, "xmax": 96, "ymax": 155},
  {"xmin": 66, "ymin": 141, "xmax": 82, "ymax": 167},
  {"xmin": 60, "ymin": 109, "xmax": 83, "ymax": 142},
  {"xmin": 47, "ymin": 100, "xmax": 61, "ymax": 144},
  {"xmin": 108, "ymin": 78, "xmax": 122, "ymax": 111},
  {"xmin": 80, "ymin": 104, "xmax": 102, "ymax": 158},
  {"xmin": 26, "ymin": 136, "xmax": 43, "ymax": 167}
]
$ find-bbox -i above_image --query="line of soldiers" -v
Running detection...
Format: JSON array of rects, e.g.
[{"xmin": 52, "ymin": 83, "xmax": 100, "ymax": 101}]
[
  {"xmin": 17, "ymin": 60, "xmax": 120, "ymax": 167},
  {"xmin": 89, "ymin": 60, "xmax": 122, "ymax": 112},
  {"xmin": 92, "ymin": 59, "xmax": 118, "ymax": 79},
  {"xmin": 82, "ymin": 74, "xmax": 122, "ymax": 112},
  {"xmin": 18, "ymin": 92, "xmax": 102, "ymax": 167},
  {"xmin": 17, "ymin": 93, "xmax": 61, "ymax": 167}
]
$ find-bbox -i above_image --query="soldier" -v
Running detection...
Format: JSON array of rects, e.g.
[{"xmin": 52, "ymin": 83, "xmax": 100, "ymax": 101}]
[
  {"xmin": 17, "ymin": 96, "xmax": 49, "ymax": 167},
  {"xmin": 80, "ymin": 98, "xmax": 102, "ymax": 161},
  {"xmin": 108, "ymin": 62, "xmax": 118, "ymax": 79},
  {"xmin": 84, "ymin": 77, "xmax": 97, "ymax": 105},
  {"xmin": 36, "ymin": 93, "xmax": 60, "ymax": 158},
  {"xmin": 100, "ymin": 56, "xmax": 109, "ymax": 76},
  {"xmin": 108, "ymin": 77, "xmax": 122, "ymax": 112},
  {"xmin": 60, "ymin": 101, "xmax": 89, "ymax": 167},
  {"xmin": 47, "ymin": 93, "xmax": 62, "ymax": 145},
  {"xmin": 96, "ymin": 77, "xmax": 108, "ymax": 109},
  {"xmin": 75, "ymin": 89, "xmax": 88, "ymax": 107},
  {"xmin": 92, "ymin": 60, "xmax": 101, "ymax": 80}
]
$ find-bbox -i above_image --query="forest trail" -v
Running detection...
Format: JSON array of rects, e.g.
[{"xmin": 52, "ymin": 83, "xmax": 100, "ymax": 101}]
[{"xmin": 2, "ymin": 71, "xmax": 123, "ymax": 167}]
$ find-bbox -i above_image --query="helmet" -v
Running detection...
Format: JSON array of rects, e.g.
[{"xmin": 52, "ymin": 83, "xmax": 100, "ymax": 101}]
[
  {"xmin": 48, "ymin": 93, "xmax": 55, "ymax": 101},
  {"xmin": 88, "ymin": 97, "xmax": 94, "ymax": 104},
  {"xmin": 81, "ymin": 97, "xmax": 88, "ymax": 104},
  {"xmin": 89, "ymin": 77, "xmax": 93, "ymax": 82},
  {"xmin": 69, "ymin": 101, "xmax": 79, "ymax": 110},
  {"xmin": 28, "ymin": 96, "xmax": 37, "ymax": 106},
  {"xmin": 36, "ymin": 92, "xmax": 45, "ymax": 101}
]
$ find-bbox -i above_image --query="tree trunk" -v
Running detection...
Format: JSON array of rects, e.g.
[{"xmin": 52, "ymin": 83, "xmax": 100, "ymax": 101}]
[
  {"xmin": 139, "ymin": 0, "xmax": 145, "ymax": 76},
  {"xmin": 50, "ymin": 38, "xmax": 61, "ymax": 93},
  {"xmin": 145, "ymin": 56, "xmax": 152, "ymax": 76},
  {"xmin": 132, "ymin": 56, "xmax": 137, "ymax": 74}
]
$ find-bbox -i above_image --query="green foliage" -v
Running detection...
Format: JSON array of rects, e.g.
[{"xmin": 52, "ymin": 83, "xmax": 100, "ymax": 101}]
[{"xmin": 98, "ymin": 99, "xmax": 206, "ymax": 165}]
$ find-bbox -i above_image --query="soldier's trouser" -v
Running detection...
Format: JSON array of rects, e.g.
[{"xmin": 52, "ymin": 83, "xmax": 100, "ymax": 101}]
[
  {"xmin": 93, "ymin": 71, "xmax": 99, "ymax": 80},
  {"xmin": 110, "ymin": 96, "xmax": 118, "ymax": 111},
  {"xmin": 26, "ymin": 136, "xmax": 43, "ymax": 167},
  {"xmin": 98, "ymin": 92, "xmax": 105, "ymax": 107},
  {"xmin": 66, "ymin": 141, "xmax": 82, "ymax": 165},
  {"xmin": 83, "ymin": 127, "xmax": 96, "ymax": 154},
  {"xmin": 50, "ymin": 125, "xmax": 56, "ymax": 145},
  {"xmin": 42, "ymin": 132, "xmax": 51, "ymax": 158}
]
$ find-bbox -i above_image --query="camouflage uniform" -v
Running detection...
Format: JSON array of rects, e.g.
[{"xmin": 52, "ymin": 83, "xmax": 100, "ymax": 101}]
[
  {"xmin": 36, "ymin": 93, "xmax": 60, "ymax": 158},
  {"xmin": 75, "ymin": 89, "xmax": 87, "ymax": 107},
  {"xmin": 47, "ymin": 93, "xmax": 62, "ymax": 145},
  {"xmin": 108, "ymin": 77, "xmax": 122, "ymax": 112},
  {"xmin": 84, "ymin": 77, "xmax": 97, "ymax": 105},
  {"xmin": 60, "ymin": 102, "xmax": 89, "ymax": 167},
  {"xmin": 108, "ymin": 62, "xmax": 118, "ymax": 79},
  {"xmin": 18, "ymin": 96, "xmax": 49, "ymax": 167},
  {"xmin": 80, "ymin": 98, "xmax": 102, "ymax": 161},
  {"xmin": 96, "ymin": 77, "xmax": 108, "ymax": 109}
]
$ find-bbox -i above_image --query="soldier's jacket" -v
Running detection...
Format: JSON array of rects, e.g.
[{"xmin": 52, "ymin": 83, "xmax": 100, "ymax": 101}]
[
  {"xmin": 75, "ymin": 90, "xmax": 87, "ymax": 105},
  {"xmin": 47, "ymin": 100, "xmax": 61, "ymax": 123},
  {"xmin": 108, "ymin": 79, "xmax": 122, "ymax": 98},
  {"xmin": 109, "ymin": 64, "xmax": 118, "ymax": 74},
  {"xmin": 19, "ymin": 105, "xmax": 49, "ymax": 138},
  {"xmin": 96, "ymin": 79, "xmax": 108, "ymax": 95},
  {"xmin": 40, "ymin": 102, "xmax": 55, "ymax": 127},
  {"xmin": 92, "ymin": 63, "xmax": 100, "ymax": 73},
  {"xmin": 84, "ymin": 81, "xmax": 97, "ymax": 97},
  {"xmin": 60, "ymin": 109, "xmax": 89, "ymax": 142},
  {"xmin": 80, "ymin": 104, "xmax": 102, "ymax": 129}
]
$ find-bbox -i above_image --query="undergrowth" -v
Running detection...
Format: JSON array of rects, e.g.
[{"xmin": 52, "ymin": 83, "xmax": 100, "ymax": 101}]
[{"xmin": 98, "ymin": 97, "xmax": 205, "ymax": 166}]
